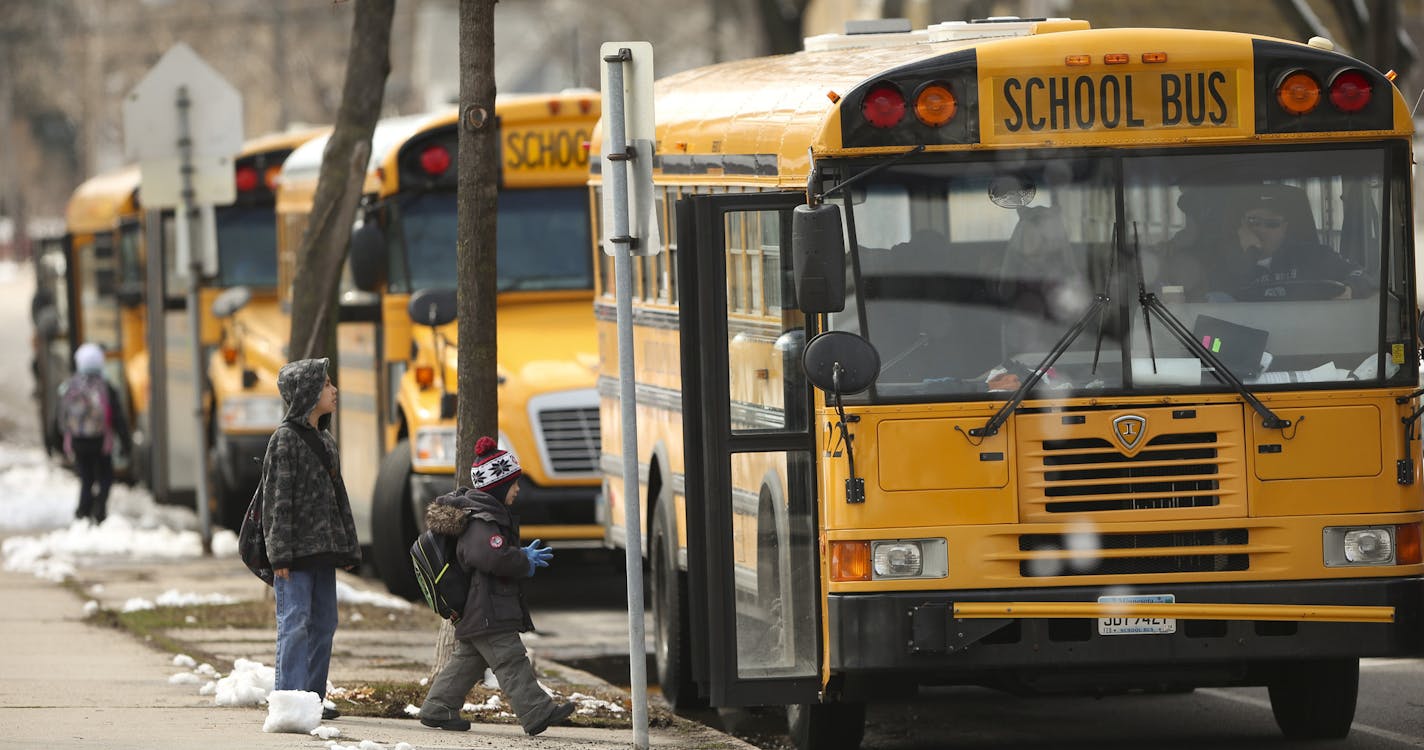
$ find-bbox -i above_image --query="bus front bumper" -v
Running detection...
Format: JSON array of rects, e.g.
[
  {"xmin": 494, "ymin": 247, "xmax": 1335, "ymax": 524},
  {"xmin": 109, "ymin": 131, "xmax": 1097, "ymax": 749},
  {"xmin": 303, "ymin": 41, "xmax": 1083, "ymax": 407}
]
[
  {"xmin": 214, "ymin": 431, "xmax": 269, "ymax": 494},
  {"xmin": 409, "ymin": 472, "xmax": 605, "ymax": 548},
  {"xmin": 828, "ymin": 577, "xmax": 1424, "ymax": 694}
]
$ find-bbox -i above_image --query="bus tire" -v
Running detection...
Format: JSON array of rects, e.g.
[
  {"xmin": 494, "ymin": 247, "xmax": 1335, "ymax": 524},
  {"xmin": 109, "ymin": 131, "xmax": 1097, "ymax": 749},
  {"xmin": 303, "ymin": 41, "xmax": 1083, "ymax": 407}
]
[
  {"xmin": 651, "ymin": 495, "xmax": 703, "ymax": 709},
  {"xmin": 786, "ymin": 701, "xmax": 865, "ymax": 750},
  {"xmin": 1267, "ymin": 657, "xmax": 1358, "ymax": 740},
  {"xmin": 208, "ymin": 445, "xmax": 245, "ymax": 532},
  {"xmin": 371, "ymin": 438, "xmax": 421, "ymax": 601}
]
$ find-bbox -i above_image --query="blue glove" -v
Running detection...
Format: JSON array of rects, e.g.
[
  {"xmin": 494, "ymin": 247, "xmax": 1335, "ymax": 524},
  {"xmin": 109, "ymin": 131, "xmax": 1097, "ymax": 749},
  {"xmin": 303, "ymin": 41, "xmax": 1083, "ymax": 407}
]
[{"xmin": 522, "ymin": 539, "xmax": 553, "ymax": 577}]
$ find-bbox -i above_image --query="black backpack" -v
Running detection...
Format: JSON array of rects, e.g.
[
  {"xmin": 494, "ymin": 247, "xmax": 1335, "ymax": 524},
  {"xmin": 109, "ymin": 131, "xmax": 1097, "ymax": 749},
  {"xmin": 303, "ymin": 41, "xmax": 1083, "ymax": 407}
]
[{"xmin": 411, "ymin": 528, "xmax": 470, "ymax": 622}]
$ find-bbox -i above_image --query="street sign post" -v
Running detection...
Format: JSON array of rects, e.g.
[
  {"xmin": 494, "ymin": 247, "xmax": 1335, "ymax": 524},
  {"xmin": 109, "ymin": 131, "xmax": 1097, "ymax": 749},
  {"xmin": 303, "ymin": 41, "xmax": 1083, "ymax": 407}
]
[
  {"xmin": 123, "ymin": 42, "xmax": 243, "ymax": 553},
  {"xmin": 600, "ymin": 40, "xmax": 655, "ymax": 750}
]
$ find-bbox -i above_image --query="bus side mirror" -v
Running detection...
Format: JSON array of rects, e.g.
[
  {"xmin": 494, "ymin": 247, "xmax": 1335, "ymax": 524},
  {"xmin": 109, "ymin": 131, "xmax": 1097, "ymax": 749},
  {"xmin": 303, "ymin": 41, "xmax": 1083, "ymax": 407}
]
[
  {"xmin": 407, "ymin": 288, "xmax": 457, "ymax": 328},
  {"xmin": 116, "ymin": 283, "xmax": 144, "ymax": 309},
  {"xmin": 802, "ymin": 330, "xmax": 880, "ymax": 395},
  {"xmin": 349, "ymin": 221, "xmax": 387, "ymax": 292},
  {"xmin": 212, "ymin": 285, "xmax": 252, "ymax": 319},
  {"xmin": 792, "ymin": 203, "xmax": 847, "ymax": 314}
]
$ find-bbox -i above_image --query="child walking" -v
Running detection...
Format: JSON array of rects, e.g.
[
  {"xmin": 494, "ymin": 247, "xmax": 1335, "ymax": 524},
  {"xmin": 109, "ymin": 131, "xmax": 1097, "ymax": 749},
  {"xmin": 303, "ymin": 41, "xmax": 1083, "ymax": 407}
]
[
  {"xmin": 59, "ymin": 342, "xmax": 130, "ymax": 524},
  {"xmin": 417, "ymin": 436, "xmax": 575, "ymax": 736}
]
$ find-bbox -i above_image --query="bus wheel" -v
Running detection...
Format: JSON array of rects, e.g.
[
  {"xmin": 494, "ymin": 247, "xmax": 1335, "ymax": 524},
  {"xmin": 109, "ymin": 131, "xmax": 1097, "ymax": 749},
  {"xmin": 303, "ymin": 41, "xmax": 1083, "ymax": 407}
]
[
  {"xmin": 371, "ymin": 438, "xmax": 421, "ymax": 601},
  {"xmin": 1267, "ymin": 657, "xmax": 1358, "ymax": 740},
  {"xmin": 208, "ymin": 446, "xmax": 245, "ymax": 532},
  {"xmin": 786, "ymin": 701, "xmax": 865, "ymax": 750},
  {"xmin": 651, "ymin": 496, "xmax": 704, "ymax": 709}
]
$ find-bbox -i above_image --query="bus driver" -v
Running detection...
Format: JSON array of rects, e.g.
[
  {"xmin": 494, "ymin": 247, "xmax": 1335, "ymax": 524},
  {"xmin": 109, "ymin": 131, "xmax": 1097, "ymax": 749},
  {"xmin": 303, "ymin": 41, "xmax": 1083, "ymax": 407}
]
[{"xmin": 1207, "ymin": 185, "xmax": 1369, "ymax": 301}]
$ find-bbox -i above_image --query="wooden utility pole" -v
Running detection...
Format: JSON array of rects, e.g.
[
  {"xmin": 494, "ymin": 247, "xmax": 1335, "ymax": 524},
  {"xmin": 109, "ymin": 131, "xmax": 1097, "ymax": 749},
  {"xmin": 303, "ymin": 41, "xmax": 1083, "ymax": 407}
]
[
  {"xmin": 288, "ymin": 0, "xmax": 395, "ymax": 360},
  {"xmin": 433, "ymin": 0, "xmax": 500, "ymax": 676}
]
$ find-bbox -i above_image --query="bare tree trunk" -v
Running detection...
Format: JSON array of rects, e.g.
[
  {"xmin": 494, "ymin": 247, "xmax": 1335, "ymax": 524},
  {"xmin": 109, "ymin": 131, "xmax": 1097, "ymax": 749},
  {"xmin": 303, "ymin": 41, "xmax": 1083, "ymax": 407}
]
[
  {"xmin": 432, "ymin": 0, "xmax": 500, "ymax": 678},
  {"xmin": 289, "ymin": 0, "xmax": 395, "ymax": 361}
]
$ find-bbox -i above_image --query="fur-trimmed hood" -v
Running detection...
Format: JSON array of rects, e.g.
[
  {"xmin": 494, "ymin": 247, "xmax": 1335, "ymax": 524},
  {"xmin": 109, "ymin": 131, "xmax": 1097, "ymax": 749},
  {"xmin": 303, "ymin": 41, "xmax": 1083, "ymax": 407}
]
[{"xmin": 425, "ymin": 487, "xmax": 511, "ymax": 536}]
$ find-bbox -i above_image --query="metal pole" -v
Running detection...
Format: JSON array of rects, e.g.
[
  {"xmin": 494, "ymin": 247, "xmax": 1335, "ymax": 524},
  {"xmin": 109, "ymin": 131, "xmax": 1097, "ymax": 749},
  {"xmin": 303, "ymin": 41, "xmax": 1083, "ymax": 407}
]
[
  {"xmin": 604, "ymin": 48, "xmax": 649, "ymax": 750},
  {"xmin": 175, "ymin": 85, "xmax": 214, "ymax": 554}
]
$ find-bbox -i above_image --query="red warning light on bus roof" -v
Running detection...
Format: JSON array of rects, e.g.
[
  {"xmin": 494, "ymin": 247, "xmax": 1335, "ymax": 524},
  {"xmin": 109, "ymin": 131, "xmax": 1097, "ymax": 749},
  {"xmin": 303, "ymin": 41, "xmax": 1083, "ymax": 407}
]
[
  {"xmin": 420, "ymin": 144, "xmax": 452, "ymax": 175},
  {"xmin": 862, "ymin": 83, "xmax": 906, "ymax": 129},
  {"xmin": 235, "ymin": 165, "xmax": 259, "ymax": 192}
]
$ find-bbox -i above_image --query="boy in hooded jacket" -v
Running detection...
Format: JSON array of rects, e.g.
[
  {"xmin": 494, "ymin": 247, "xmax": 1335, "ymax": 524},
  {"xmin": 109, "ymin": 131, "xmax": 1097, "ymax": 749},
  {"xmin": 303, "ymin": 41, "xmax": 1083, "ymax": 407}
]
[
  {"xmin": 260, "ymin": 358, "xmax": 361, "ymax": 719},
  {"xmin": 416, "ymin": 436, "xmax": 576, "ymax": 736}
]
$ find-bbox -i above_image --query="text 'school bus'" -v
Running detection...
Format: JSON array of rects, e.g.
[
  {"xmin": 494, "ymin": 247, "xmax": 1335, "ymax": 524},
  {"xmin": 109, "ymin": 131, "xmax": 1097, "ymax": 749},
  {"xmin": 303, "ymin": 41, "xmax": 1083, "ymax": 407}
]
[
  {"xmin": 42, "ymin": 130, "xmax": 326, "ymax": 511},
  {"xmin": 274, "ymin": 93, "xmax": 602, "ymax": 598},
  {"xmin": 591, "ymin": 18, "xmax": 1422, "ymax": 749}
]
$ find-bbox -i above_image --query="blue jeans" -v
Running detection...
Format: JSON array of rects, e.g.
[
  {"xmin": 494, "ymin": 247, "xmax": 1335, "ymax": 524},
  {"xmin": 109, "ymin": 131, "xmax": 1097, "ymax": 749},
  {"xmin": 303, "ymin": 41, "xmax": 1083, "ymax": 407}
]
[{"xmin": 273, "ymin": 566, "xmax": 338, "ymax": 696}]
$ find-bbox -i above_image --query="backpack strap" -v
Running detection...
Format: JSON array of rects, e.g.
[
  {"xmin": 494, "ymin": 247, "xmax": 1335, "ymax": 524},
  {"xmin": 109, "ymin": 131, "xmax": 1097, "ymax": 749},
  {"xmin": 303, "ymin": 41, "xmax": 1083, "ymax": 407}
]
[{"xmin": 282, "ymin": 420, "xmax": 350, "ymax": 507}]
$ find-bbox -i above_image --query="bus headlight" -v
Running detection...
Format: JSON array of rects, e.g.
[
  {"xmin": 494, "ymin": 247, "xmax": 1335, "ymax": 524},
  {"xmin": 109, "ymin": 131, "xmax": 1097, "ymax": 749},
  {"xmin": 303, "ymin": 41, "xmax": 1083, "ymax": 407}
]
[
  {"xmin": 413, "ymin": 427, "xmax": 457, "ymax": 470},
  {"xmin": 870, "ymin": 539, "xmax": 948, "ymax": 579},
  {"xmin": 1324, "ymin": 526, "xmax": 1403, "ymax": 566},
  {"xmin": 218, "ymin": 396, "xmax": 285, "ymax": 432}
]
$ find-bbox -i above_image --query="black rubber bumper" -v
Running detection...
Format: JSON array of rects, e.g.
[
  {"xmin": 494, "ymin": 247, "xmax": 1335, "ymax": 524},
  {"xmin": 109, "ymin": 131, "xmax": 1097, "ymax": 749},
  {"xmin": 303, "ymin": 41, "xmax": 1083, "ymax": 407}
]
[
  {"xmin": 409, "ymin": 473, "xmax": 598, "ymax": 525},
  {"xmin": 828, "ymin": 578, "xmax": 1424, "ymax": 692},
  {"xmin": 214, "ymin": 432, "xmax": 269, "ymax": 492}
]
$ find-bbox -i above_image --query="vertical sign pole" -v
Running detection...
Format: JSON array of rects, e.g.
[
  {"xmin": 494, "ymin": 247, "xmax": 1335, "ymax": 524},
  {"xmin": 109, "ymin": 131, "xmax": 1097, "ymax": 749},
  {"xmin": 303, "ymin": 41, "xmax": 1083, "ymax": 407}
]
[
  {"xmin": 604, "ymin": 48, "xmax": 649, "ymax": 750},
  {"xmin": 175, "ymin": 85, "xmax": 214, "ymax": 553}
]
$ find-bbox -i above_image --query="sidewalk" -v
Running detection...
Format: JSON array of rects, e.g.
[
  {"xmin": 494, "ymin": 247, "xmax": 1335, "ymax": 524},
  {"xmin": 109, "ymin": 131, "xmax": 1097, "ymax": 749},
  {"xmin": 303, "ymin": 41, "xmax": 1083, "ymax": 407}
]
[{"xmin": 0, "ymin": 559, "xmax": 754, "ymax": 750}]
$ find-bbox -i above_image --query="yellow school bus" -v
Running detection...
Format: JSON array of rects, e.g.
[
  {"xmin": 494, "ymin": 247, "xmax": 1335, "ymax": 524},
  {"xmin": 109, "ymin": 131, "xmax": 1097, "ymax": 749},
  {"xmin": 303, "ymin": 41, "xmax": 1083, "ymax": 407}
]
[
  {"xmin": 50, "ymin": 130, "xmax": 326, "ymax": 511},
  {"xmin": 57, "ymin": 166, "xmax": 146, "ymax": 483},
  {"xmin": 278, "ymin": 93, "xmax": 602, "ymax": 597},
  {"xmin": 204, "ymin": 127, "xmax": 326, "ymax": 529},
  {"xmin": 593, "ymin": 19, "xmax": 1423, "ymax": 748}
]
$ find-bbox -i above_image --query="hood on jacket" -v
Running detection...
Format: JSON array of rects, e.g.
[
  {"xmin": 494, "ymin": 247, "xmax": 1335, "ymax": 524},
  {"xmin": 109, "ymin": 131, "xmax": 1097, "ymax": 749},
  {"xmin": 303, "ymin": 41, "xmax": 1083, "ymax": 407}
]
[
  {"xmin": 277, "ymin": 357, "xmax": 330, "ymax": 428},
  {"xmin": 426, "ymin": 487, "xmax": 509, "ymax": 535}
]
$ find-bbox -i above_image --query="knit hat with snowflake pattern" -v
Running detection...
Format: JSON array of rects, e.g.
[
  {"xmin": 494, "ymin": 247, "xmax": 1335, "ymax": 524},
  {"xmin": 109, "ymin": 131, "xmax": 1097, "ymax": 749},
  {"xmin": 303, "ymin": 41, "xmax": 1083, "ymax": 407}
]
[{"xmin": 470, "ymin": 436, "xmax": 522, "ymax": 501}]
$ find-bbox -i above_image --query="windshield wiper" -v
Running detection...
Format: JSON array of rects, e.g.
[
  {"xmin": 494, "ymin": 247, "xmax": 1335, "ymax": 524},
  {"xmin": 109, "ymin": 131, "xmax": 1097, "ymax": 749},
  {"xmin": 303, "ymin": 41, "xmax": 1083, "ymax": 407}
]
[
  {"xmin": 1129, "ymin": 223, "xmax": 1291, "ymax": 430},
  {"xmin": 970, "ymin": 292, "xmax": 1110, "ymax": 438}
]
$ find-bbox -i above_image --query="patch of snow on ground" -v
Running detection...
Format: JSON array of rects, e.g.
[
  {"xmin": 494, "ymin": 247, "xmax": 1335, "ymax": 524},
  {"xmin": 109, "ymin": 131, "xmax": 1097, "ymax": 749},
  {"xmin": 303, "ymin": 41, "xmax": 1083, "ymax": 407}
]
[{"xmin": 335, "ymin": 578, "xmax": 412, "ymax": 610}]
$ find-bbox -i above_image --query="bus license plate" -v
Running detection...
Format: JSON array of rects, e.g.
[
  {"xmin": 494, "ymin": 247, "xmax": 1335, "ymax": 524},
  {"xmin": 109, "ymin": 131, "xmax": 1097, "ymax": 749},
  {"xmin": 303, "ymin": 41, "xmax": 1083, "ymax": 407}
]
[{"xmin": 1098, "ymin": 594, "xmax": 1176, "ymax": 635}]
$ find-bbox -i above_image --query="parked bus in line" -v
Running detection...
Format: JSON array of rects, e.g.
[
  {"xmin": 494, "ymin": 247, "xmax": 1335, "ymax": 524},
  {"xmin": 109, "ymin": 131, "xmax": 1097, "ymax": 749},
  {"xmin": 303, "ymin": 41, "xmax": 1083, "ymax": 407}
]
[
  {"xmin": 272, "ymin": 92, "xmax": 602, "ymax": 597},
  {"xmin": 592, "ymin": 18, "xmax": 1423, "ymax": 749},
  {"xmin": 37, "ymin": 129, "xmax": 326, "ymax": 512},
  {"xmin": 204, "ymin": 127, "xmax": 326, "ymax": 530}
]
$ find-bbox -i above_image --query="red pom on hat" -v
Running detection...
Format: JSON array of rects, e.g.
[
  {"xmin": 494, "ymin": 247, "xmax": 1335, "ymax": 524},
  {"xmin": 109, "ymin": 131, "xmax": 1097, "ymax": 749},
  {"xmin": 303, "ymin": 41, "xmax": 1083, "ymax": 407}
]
[{"xmin": 470, "ymin": 435, "xmax": 521, "ymax": 493}]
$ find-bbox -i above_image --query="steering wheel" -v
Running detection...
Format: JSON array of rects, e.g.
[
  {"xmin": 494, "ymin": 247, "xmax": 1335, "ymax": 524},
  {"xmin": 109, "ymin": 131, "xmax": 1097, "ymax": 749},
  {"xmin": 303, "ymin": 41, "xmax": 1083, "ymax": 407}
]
[{"xmin": 1236, "ymin": 279, "xmax": 1350, "ymax": 301}]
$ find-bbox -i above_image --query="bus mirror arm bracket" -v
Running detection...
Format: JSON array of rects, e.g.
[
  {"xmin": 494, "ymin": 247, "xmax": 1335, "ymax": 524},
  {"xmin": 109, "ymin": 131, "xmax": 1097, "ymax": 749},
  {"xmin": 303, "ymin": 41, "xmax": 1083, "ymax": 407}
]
[
  {"xmin": 813, "ymin": 144, "xmax": 925, "ymax": 206},
  {"xmin": 831, "ymin": 364, "xmax": 865, "ymax": 504},
  {"xmin": 1396, "ymin": 391, "xmax": 1424, "ymax": 485}
]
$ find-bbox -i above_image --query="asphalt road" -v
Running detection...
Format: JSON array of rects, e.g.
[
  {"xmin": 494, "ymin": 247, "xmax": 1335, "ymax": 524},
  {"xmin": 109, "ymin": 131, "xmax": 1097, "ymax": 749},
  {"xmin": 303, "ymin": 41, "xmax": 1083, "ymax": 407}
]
[{"xmin": 527, "ymin": 558, "xmax": 1424, "ymax": 750}]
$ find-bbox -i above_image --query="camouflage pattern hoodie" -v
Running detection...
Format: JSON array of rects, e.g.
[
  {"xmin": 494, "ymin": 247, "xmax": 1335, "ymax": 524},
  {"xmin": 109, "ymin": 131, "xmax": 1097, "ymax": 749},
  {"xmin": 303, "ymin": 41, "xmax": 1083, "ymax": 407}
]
[
  {"xmin": 426, "ymin": 487, "xmax": 534, "ymax": 640},
  {"xmin": 260, "ymin": 358, "xmax": 361, "ymax": 570}
]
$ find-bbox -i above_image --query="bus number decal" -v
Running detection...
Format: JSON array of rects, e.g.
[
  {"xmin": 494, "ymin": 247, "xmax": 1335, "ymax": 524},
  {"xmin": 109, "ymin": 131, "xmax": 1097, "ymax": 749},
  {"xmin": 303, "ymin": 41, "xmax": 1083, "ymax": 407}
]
[
  {"xmin": 505, "ymin": 128, "xmax": 590, "ymax": 171},
  {"xmin": 999, "ymin": 71, "xmax": 1230, "ymax": 134}
]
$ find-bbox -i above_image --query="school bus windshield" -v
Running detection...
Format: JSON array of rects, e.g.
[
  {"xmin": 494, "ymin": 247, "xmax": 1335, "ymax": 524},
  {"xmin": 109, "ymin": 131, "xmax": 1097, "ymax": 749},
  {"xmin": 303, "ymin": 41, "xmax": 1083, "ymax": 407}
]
[
  {"xmin": 215, "ymin": 205, "xmax": 278, "ymax": 287},
  {"xmin": 835, "ymin": 144, "xmax": 1405, "ymax": 402},
  {"xmin": 392, "ymin": 188, "xmax": 592, "ymax": 293}
]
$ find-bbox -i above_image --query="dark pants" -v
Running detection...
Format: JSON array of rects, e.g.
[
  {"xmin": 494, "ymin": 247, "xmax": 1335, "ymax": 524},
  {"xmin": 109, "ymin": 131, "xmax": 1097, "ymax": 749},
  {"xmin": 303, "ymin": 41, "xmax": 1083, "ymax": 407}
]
[
  {"xmin": 72, "ymin": 437, "xmax": 113, "ymax": 524},
  {"xmin": 420, "ymin": 631, "xmax": 558, "ymax": 734}
]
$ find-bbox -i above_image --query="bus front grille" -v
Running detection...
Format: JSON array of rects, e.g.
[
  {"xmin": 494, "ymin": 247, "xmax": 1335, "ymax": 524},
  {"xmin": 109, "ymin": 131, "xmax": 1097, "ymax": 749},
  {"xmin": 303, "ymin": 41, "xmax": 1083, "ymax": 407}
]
[
  {"xmin": 1017, "ymin": 529, "xmax": 1250, "ymax": 577},
  {"xmin": 1034, "ymin": 432, "xmax": 1223, "ymax": 513},
  {"xmin": 536, "ymin": 407, "xmax": 600, "ymax": 476}
]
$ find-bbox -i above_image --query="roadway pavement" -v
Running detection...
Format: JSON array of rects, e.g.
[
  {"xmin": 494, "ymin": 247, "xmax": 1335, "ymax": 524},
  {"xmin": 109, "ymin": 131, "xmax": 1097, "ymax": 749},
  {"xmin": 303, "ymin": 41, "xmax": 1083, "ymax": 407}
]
[{"xmin": 0, "ymin": 553, "xmax": 753, "ymax": 750}]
